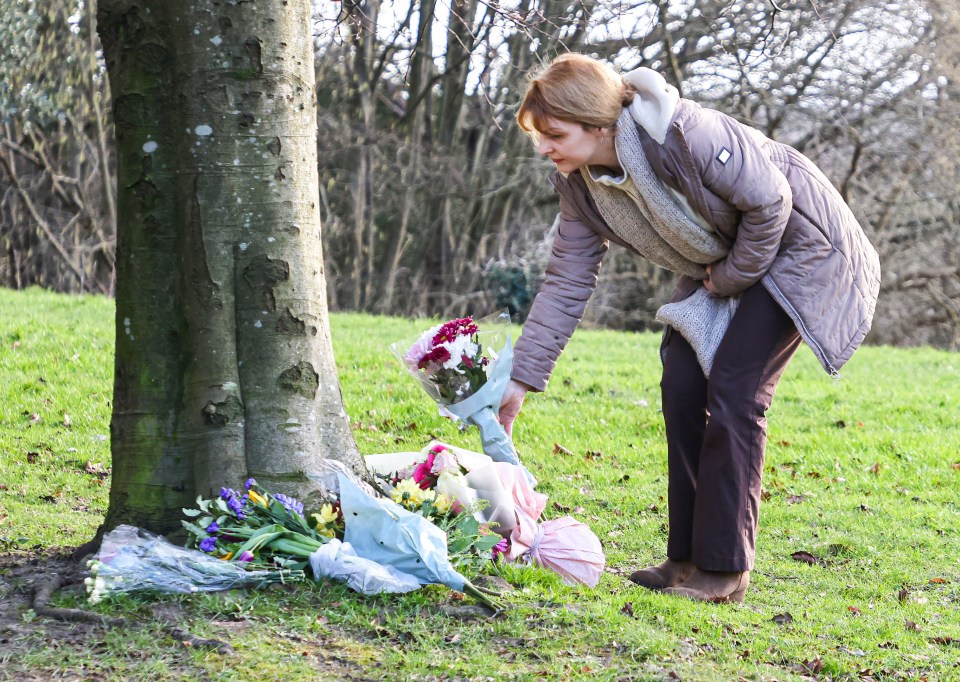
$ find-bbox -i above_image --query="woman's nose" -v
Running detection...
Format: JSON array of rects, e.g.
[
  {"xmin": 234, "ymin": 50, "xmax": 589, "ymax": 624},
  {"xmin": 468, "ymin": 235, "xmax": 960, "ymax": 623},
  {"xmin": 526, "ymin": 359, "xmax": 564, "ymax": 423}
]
[{"xmin": 537, "ymin": 138, "xmax": 551, "ymax": 155}]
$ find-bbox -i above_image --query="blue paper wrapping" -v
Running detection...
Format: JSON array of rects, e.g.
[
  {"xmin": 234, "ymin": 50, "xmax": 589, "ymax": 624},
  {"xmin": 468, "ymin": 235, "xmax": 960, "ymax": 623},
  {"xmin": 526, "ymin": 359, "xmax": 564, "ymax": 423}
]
[
  {"xmin": 443, "ymin": 340, "xmax": 536, "ymax": 485},
  {"xmin": 338, "ymin": 473, "xmax": 467, "ymax": 593}
]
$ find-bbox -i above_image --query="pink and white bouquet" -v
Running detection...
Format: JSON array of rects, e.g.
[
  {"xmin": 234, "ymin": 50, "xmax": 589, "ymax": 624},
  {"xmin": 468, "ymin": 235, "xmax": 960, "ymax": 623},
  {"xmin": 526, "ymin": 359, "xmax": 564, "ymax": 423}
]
[
  {"xmin": 368, "ymin": 441, "xmax": 605, "ymax": 587},
  {"xmin": 393, "ymin": 313, "xmax": 533, "ymax": 483}
]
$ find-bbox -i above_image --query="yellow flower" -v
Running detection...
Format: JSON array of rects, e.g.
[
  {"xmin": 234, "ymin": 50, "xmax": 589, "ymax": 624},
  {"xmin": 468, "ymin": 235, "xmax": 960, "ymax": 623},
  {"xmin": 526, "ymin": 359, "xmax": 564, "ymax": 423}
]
[
  {"xmin": 390, "ymin": 478, "xmax": 436, "ymax": 509},
  {"xmin": 248, "ymin": 490, "xmax": 269, "ymax": 507},
  {"xmin": 312, "ymin": 503, "xmax": 339, "ymax": 529},
  {"xmin": 433, "ymin": 493, "xmax": 452, "ymax": 515},
  {"xmin": 221, "ymin": 552, "xmax": 234, "ymax": 561}
]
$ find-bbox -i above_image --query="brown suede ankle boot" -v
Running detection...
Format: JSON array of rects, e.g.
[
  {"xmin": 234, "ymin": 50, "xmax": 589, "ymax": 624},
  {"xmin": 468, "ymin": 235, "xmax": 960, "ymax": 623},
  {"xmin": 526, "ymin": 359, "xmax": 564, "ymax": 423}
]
[
  {"xmin": 663, "ymin": 568, "xmax": 750, "ymax": 603},
  {"xmin": 628, "ymin": 559, "xmax": 695, "ymax": 590}
]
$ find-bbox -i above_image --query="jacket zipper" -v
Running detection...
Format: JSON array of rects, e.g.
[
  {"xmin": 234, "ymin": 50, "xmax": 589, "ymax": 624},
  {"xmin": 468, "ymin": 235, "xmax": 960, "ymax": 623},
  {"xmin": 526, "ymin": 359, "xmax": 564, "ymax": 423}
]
[{"xmin": 764, "ymin": 277, "xmax": 840, "ymax": 378}]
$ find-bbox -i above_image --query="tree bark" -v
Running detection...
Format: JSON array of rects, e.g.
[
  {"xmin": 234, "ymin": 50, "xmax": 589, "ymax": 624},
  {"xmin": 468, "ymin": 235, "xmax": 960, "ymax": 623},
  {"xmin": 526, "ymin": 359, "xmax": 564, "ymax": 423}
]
[{"xmin": 97, "ymin": 0, "xmax": 362, "ymax": 536}]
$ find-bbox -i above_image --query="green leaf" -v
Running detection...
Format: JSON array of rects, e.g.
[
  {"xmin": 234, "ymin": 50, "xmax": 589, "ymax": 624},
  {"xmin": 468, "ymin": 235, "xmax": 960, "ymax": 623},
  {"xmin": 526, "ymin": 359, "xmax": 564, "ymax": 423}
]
[{"xmin": 181, "ymin": 507, "xmax": 202, "ymax": 517}]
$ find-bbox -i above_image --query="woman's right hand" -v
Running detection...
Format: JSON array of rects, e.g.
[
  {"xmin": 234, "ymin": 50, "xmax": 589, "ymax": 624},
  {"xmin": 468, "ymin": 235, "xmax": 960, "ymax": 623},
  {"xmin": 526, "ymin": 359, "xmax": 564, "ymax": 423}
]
[{"xmin": 498, "ymin": 379, "xmax": 529, "ymax": 437}]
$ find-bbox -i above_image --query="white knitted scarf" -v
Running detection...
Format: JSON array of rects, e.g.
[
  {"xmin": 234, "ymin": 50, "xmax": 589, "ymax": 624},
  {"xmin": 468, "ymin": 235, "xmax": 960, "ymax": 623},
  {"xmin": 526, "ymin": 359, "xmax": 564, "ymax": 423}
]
[{"xmin": 581, "ymin": 71, "xmax": 740, "ymax": 377}]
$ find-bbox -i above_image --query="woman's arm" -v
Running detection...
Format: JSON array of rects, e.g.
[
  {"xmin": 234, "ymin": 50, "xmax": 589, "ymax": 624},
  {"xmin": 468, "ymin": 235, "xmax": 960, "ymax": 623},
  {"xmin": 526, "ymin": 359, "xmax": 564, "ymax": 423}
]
[{"xmin": 511, "ymin": 189, "xmax": 608, "ymax": 393}]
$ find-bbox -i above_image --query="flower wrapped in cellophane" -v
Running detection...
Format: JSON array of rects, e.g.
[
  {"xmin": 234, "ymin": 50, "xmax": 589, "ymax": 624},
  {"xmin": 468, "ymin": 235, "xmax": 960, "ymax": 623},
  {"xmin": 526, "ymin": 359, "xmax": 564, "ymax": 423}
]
[
  {"xmin": 85, "ymin": 525, "xmax": 304, "ymax": 603},
  {"xmin": 392, "ymin": 313, "xmax": 535, "ymax": 484}
]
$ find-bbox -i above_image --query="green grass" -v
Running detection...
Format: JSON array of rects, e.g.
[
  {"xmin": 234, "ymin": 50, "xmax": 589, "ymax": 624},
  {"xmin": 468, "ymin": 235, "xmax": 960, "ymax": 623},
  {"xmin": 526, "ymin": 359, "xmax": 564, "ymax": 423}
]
[{"xmin": 1, "ymin": 286, "xmax": 959, "ymax": 681}]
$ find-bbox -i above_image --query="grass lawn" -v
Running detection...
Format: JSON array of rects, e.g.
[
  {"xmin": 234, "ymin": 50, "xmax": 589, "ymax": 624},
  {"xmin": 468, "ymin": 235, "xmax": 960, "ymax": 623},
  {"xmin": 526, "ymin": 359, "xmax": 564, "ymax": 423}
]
[{"xmin": 1, "ymin": 286, "xmax": 959, "ymax": 681}]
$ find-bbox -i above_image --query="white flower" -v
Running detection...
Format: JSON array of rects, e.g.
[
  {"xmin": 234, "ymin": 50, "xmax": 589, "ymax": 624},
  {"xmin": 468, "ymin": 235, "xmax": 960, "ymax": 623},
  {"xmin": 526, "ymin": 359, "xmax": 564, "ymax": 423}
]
[{"xmin": 435, "ymin": 471, "xmax": 478, "ymax": 511}]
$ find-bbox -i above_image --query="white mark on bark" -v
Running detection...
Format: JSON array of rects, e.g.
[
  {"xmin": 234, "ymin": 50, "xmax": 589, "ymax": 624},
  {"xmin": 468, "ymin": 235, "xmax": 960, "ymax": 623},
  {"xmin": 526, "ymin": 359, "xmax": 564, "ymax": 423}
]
[
  {"xmin": 267, "ymin": 237, "xmax": 275, "ymax": 242},
  {"xmin": 210, "ymin": 35, "xmax": 222, "ymax": 46},
  {"xmin": 222, "ymin": 381, "xmax": 238, "ymax": 391},
  {"xmin": 142, "ymin": 141, "xmax": 158, "ymax": 153},
  {"xmin": 237, "ymin": 197, "xmax": 242, "ymax": 203},
  {"xmin": 254, "ymin": 320, "xmax": 262, "ymax": 328},
  {"xmin": 195, "ymin": 124, "xmax": 213, "ymax": 136},
  {"xmin": 234, "ymin": 159, "xmax": 240, "ymax": 165},
  {"xmin": 239, "ymin": 242, "xmax": 248, "ymax": 251}
]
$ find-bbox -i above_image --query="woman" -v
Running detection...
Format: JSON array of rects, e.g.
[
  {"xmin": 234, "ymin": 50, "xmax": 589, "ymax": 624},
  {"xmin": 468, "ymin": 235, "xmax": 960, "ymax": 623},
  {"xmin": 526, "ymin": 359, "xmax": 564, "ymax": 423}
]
[{"xmin": 497, "ymin": 54, "xmax": 880, "ymax": 603}]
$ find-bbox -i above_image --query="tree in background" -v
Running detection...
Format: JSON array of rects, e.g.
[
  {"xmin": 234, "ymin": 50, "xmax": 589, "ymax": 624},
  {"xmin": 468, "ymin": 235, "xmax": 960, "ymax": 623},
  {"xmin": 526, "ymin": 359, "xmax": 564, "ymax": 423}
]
[
  {"xmin": 0, "ymin": 0, "xmax": 115, "ymax": 293},
  {"xmin": 95, "ymin": 0, "xmax": 361, "ymax": 536},
  {"xmin": 3, "ymin": 0, "xmax": 959, "ymax": 348}
]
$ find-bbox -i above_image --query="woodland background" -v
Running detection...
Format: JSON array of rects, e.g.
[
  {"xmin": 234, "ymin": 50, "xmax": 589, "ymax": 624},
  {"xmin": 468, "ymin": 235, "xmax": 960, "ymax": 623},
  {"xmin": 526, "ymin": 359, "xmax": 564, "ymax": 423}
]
[{"xmin": 2, "ymin": 0, "xmax": 958, "ymax": 349}]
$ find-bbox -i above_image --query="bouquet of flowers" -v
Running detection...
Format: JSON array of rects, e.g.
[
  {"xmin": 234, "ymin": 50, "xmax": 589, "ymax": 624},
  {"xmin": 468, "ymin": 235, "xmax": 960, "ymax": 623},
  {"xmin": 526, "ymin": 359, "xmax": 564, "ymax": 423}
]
[
  {"xmin": 85, "ymin": 525, "xmax": 304, "ymax": 604},
  {"xmin": 182, "ymin": 478, "xmax": 333, "ymax": 571},
  {"xmin": 195, "ymin": 473, "xmax": 503, "ymax": 605},
  {"xmin": 393, "ymin": 313, "xmax": 533, "ymax": 483},
  {"xmin": 368, "ymin": 442, "xmax": 605, "ymax": 587}
]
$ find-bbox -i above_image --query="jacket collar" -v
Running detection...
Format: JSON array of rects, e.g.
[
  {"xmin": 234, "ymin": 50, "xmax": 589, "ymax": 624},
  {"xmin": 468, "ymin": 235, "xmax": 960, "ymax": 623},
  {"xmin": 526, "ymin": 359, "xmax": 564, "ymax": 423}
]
[{"xmin": 622, "ymin": 67, "xmax": 680, "ymax": 144}]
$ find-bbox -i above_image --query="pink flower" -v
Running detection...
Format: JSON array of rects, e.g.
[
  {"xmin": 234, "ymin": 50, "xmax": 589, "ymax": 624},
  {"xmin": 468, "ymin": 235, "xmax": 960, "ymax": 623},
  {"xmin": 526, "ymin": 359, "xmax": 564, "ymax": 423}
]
[
  {"xmin": 430, "ymin": 449, "xmax": 460, "ymax": 476},
  {"xmin": 412, "ymin": 451, "xmax": 437, "ymax": 490},
  {"xmin": 417, "ymin": 346, "xmax": 451, "ymax": 371},
  {"xmin": 237, "ymin": 551, "xmax": 255, "ymax": 562},
  {"xmin": 492, "ymin": 537, "xmax": 509, "ymax": 560},
  {"xmin": 432, "ymin": 318, "xmax": 478, "ymax": 345}
]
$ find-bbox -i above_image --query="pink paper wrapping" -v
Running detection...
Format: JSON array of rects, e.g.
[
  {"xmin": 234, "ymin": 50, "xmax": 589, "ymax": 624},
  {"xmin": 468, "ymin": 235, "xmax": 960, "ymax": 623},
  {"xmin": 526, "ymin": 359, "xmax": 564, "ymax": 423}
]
[{"xmin": 509, "ymin": 514, "xmax": 605, "ymax": 587}]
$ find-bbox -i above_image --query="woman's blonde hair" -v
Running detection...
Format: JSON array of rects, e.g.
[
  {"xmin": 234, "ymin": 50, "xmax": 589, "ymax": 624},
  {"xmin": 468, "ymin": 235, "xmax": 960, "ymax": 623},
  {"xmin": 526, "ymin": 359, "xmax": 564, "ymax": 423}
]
[{"xmin": 516, "ymin": 53, "xmax": 634, "ymax": 138}]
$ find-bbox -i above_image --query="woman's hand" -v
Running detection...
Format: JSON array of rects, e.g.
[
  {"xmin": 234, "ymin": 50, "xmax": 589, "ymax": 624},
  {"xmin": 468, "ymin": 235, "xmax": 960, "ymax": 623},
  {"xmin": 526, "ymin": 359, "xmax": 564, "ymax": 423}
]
[
  {"xmin": 497, "ymin": 379, "xmax": 529, "ymax": 437},
  {"xmin": 703, "ymin": 263, "xmax": 719, "ymax": 295}
]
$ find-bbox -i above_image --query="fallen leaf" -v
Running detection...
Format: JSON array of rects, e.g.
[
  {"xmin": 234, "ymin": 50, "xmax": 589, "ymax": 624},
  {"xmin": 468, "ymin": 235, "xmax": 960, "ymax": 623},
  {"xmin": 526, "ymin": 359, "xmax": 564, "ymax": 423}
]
[
  {"xmin": 951, "ymin": 462, "xmax": 960, "ymax": 470},
  {"xmin": 63, "ymin": 414, "xmax": 72, "ymax": 427},
  {"xmin": 878, "ymin": 641, "xmax": 898, "ymax": 649},
  {"xmin": 857, "ymin": 421, "xmax": 864, "ymax": 428},
  {"xmin": 800, "ymin": 656, "xmax": 824, "ymax": 674},
  {"xmin": 553, "ymin": 443, "xmax": 573, "ymax": 456},
  {"xmin": 928, "ymin": 577, "xmax": 950, "ymax": 584},
  {"xmin": 620, "ymin": 602, "xmax": 635, "ymax": 617},
  {"xmin": 898, "ymin": 588, "xmax": 909, "ymax": 603},
  {"xmin": 777, "ymin": 440, "xmax": 792, "ymax": 447},
  {"xmin": 771, "ymin": 612, "xmax": 794, "ymax": 625},
  {"xmin": 760, "ymin": 489, "xmax": 772, "ymax": 501},
  {"xmin": 869, "ymin": 462, "xmax": 881, "ymax": 475},
  {"xmin": 27, "ymin": 452, "xmax": 39, "ymax": 464},
  {"xmin": 29, "ymin": 413, "xmax": 41, "ymax": 424},
  {"xmin": 835, "ymin": 420, "xmax": 847, "ymax": 428},
  {"xmin": 786, "ymin": 495, "xmax": 806, "ymax": 505},
  {"xmin": 848, "ymin": 605, "xmax": 862, "ymax": 616},
  {"xmin": 791, "ymin": 550, "xmax": 820, "ymax": 565},
  {"xmin": 930, "ymin": 637, "xmax": 956, "ymax": 646},
  {"xmin": 905, "ymin": 620, "xmax": 922, "ymax": 632},
  {"xmin": 12, "ymin": 341, "xmax": 20, "ymax": 350},
  {"xmin": 552, "ymin": 501, "xmax": 570, "ymax": 513},
  {"xmin": 585, "ymin": 450, "xmax": 603, "ymax": 461}
]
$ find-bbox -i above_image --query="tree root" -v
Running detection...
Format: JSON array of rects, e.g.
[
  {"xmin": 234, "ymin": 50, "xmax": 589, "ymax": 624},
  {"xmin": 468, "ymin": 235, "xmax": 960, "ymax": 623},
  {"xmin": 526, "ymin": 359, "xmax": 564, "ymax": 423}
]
[
  {"xmin": 31, "ymin": 573, "xmax": 234, "ymax": 654},
  {"xmin": 33, "ymin": 573, "xmax": 125, "ymax": 628}
]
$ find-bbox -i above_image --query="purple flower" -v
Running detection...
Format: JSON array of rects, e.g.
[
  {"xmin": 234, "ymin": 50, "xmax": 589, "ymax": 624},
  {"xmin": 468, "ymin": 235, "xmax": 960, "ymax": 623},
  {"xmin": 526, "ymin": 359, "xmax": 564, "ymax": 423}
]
[
  {"xmin": 244, "ymin": 478, "xmax": 256, "ymax": 491},
  {"xmin": 206, "ymin": 521, "xmax": 219, "ymax": 534},
  {"xmin": 237, "ymin": 551, "xmax": 255, "ymax": 562},
  {"xmin": 492, "ymin": 537, "xmax": 509, "ymax": 560},
  {"xmin": 199, "ymin": 536, "xmax": 217, "ymax": 553},
  {"xmin": 227, "ymin": 496, "xmax": 245, "ymax": 516},
  {"xmin": 274, "ymin": 493, "xmax": 304, "ymax": 516}
]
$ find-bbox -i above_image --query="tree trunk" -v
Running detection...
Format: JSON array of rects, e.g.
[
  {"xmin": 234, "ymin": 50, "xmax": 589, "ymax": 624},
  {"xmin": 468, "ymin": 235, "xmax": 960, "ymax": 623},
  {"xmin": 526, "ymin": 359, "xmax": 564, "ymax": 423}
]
[{"xmin": 97, "ymin": 0, "xmax": 362, "ymax": 536}]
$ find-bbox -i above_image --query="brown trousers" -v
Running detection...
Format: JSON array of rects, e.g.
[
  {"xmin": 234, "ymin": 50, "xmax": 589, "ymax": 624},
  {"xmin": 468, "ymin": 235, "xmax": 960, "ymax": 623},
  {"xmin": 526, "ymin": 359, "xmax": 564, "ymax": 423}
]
[{"xmin": 661, "ymin": 283, "xmax": 802, "ymax": 572}]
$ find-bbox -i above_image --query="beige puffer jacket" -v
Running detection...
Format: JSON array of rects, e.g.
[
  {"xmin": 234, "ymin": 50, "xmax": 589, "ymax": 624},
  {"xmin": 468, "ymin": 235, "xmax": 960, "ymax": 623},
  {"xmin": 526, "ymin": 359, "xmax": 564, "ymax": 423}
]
[{"xmin": 512, "ymin": 99, "xmax": 881, "ymax": 391}]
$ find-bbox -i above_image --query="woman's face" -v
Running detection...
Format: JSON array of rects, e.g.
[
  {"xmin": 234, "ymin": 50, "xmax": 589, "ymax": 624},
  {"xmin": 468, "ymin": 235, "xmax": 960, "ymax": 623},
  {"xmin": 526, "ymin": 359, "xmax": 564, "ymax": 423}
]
[{"xmin": 535, "ymin": 118, "xmax": 606, "ymax": 173}]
